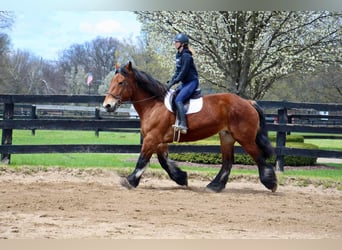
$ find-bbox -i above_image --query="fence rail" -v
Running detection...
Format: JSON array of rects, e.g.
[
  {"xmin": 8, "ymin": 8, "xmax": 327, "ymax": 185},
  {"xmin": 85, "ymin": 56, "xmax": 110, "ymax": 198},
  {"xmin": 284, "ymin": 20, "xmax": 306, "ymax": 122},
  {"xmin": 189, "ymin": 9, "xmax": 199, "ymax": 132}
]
[{"xmin": 1, "ymin": 94, "xmax": 342, "ymax": 171}]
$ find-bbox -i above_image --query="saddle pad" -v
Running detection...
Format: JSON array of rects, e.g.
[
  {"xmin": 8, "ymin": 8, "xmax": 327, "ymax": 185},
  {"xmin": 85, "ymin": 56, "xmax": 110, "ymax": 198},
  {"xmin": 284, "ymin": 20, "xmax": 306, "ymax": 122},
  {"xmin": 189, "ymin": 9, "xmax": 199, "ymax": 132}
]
[{"xmin": 164, "ymin": 90, "xmax": 203, "ymax": 114}]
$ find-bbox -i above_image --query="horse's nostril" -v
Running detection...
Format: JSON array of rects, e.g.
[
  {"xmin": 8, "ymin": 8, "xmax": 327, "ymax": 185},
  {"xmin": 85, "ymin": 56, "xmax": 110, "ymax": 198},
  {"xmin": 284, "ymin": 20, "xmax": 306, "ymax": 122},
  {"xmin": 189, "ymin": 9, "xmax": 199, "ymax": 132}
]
[
  {"xmin": 103, "ymin": 103, "xmax": 112, "ymax": 112},
  {"xmin": 104, "ymin": 104, "xmax": 111, "ymax": 109}
]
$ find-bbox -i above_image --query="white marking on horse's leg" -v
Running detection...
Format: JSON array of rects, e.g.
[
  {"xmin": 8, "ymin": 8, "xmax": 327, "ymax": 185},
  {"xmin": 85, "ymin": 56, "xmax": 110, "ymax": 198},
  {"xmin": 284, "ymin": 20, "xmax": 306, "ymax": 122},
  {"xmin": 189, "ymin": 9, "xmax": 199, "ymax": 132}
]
[
  {"xmin": 219, "ymin": 171, "xmax": 229, "ymax": 182},
  {"xmin": 135, "ymin": 166, "xmax": 147, "ymax": 179}
]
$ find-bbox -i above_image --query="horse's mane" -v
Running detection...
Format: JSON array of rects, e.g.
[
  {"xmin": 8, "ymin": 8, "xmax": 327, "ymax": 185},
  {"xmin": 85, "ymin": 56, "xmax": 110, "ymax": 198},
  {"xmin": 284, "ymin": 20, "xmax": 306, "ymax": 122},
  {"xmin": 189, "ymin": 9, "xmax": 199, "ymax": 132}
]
[{"xmin": 117, "ymin": 65, "xmax": 167, "ymax": 101}]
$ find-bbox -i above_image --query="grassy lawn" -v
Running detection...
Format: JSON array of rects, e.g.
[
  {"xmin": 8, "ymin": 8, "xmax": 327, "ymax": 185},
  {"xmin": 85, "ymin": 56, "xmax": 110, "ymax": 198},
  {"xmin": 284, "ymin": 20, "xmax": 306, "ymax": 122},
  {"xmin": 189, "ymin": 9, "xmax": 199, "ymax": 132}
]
[
  {"xmin": 8, "ymin": 129, "xmax": 141, "ymax": 169},
  {"xmin": 12, "ymin": 130, "xmax": 141, "ymax": 145},
  {"xmin": 1, "ymin": 130, "xmax": 341, "ymax": 189},
  {"xmin": 304, "ymin": 138, "xmax": 342, "ymax": 151}
]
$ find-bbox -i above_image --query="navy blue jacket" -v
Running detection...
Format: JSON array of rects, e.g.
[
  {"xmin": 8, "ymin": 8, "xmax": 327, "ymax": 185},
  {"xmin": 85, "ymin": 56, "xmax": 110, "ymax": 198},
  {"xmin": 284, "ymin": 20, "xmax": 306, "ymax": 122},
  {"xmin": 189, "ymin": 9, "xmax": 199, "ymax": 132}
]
[{"xmin": 171, "ymin": 48, "xmax": 198, "ymax": 85}]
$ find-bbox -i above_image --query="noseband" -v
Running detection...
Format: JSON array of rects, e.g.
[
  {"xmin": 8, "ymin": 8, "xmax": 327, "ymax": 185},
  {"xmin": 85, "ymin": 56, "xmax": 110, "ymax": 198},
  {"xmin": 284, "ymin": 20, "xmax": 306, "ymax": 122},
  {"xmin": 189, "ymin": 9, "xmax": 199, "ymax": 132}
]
[{"xmin": 106, "ymin": 80, "xmax": 128, "ymax": 103}]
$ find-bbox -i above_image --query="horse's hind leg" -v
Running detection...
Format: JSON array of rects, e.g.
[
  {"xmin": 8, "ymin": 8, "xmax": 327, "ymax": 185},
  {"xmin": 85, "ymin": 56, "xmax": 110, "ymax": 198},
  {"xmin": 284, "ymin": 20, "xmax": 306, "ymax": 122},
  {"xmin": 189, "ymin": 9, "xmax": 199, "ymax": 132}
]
[
  {"xmin": 157, "ymin": 144, "xmax": 188, "ymax": 186},
  {"xmin": 257, "ymin": 156, "xmax": 277, "ymax": 192},
  {"xmin": 206, "ymin": 131, "xmax": 235, "ymax": 192},
  {"xmin": 240, "ymin": 142, "xmax": 277, "ymax": 192}
]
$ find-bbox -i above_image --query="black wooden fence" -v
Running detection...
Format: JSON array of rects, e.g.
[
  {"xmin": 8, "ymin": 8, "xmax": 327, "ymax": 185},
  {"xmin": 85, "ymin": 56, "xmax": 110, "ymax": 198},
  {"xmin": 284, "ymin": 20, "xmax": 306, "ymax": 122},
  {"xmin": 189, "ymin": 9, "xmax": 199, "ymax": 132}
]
[{"xmin": 1, "ymin": 94, "xmax": 342, "ymax": 171}]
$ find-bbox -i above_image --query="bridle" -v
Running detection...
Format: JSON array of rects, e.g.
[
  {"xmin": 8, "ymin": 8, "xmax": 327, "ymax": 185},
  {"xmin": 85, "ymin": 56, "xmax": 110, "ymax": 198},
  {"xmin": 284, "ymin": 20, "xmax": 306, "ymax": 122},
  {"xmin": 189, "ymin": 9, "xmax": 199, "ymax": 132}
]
[
  {"xmin": 106, "ymin": 80, "xmax": 157, "ymax": 105},
  {"xmin": 106, "ymin": 80, "xmax": 128, "ymax": 104}
]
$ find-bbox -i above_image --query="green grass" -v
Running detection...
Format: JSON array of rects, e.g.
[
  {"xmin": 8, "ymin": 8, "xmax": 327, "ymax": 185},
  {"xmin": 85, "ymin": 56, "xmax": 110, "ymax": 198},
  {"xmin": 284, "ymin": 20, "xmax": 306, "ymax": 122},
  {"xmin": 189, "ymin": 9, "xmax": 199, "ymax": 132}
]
[
  {"xmin": 9, "ymin": 130, "xmax": 141, "ymax": 167},
  {"xmin": 2, "ymin": 130, "xmax": 341, "ymax": 189},
  {"xmin": 304, "ymin": 138, "xmax": 342, "ymax": 151},
  {"xmin": 13, "ymin": 130, "xmax": 141, "ymax": 145},
  {"xmin": 11, "ymin": 153, "xmax": 136, "ymax": 168}
]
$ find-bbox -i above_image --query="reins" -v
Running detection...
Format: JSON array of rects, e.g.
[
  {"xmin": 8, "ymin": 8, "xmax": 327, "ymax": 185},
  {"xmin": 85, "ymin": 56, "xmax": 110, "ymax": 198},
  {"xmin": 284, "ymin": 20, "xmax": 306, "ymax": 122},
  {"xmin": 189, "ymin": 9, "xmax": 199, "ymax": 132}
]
[
  {"xmin": 129, "ymin": 95, "xmax": 157, "ymax": 104},
  {"xmin": 106, "ymin": 68, "xmax": 162, "ymax": 105},
  {"xmin": 106, "ymin": 81, "xmax": 157, "ymax": 105},
  {"xmin": 106, "ymin": 92, "xmax": 157, "ymax": 105}
]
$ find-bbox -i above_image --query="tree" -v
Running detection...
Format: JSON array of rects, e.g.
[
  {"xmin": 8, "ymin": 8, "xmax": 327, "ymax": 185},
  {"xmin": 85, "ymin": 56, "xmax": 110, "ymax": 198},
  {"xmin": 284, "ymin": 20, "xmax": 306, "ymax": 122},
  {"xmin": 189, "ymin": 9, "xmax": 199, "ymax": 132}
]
[
  {"xmin": 4, "ymin": 50, "xmax": 46, "ymax": 94},
  {"xmin": 64, "ymin": 65, "xmax": 88, "ymax": 94},
  {"xmin": 117, "ymin": 34, "xmax": 171, "ymax": 81},
  {"xmin": 98, "ymin": 34, "xmax": 171, "ymax": 94},
  {"xmin": 135, "ymin": 11, "xmax": 342, "ymax": 99},
  {"xmin": 0, "ymin": 33, "xmax": 11, "ymax": 92},
  {"xmin": 0, "ymin": 11, "xmax": 15, "ymax": 92},
  {"xmin": 265, "ymin": 64, "xmax": 342, "ymax": 103},
  {"xmin": 0, "ymin": 11, "xmax": 14, "ymax": 30},
  {"xmin": 313, "ymin": 65, "xmax": 342, "ymax": 102},
  {"xmin": 59, "ymin": 37, "xmax": 121, "ymax": 94}
]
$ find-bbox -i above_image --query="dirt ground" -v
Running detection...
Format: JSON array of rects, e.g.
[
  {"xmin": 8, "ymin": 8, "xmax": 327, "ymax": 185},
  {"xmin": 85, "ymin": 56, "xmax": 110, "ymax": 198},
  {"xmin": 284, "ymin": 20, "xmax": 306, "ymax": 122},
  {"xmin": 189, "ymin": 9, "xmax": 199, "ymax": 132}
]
[{"xmin": 0, "ymin": 166, "xmax": 341, "ymax": 239}]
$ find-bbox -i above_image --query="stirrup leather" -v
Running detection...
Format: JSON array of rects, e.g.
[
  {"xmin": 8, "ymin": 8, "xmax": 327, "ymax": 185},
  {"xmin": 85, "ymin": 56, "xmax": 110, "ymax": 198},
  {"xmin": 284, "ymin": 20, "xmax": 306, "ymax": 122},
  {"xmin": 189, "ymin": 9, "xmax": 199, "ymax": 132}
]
[
  {"xmin": 172, "ymin": 119, "xmax": 187, "ymax": 142},
  {"xmin": 172, "ymin": 124, "xmax": 187, "ymax": 134}
]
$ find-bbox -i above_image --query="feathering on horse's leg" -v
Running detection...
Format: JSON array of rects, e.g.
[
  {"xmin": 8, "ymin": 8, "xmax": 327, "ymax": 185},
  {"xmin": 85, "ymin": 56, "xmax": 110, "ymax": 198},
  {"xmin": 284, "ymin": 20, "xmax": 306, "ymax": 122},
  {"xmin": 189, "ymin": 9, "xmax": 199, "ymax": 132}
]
[
  {"xmin": 253, "ymin": 102, "xmax": 277, "ymax": 192},
  {"xmin": 157, "ymin": 144, "xmax": 188, "ymax": 186},
  {"xmin": 242, "ymin": 142, "xmax": 277, "ymax": 192},
  {"xmin": 256, "ymin": 156, "xmax": 278, "ymax": 192}
]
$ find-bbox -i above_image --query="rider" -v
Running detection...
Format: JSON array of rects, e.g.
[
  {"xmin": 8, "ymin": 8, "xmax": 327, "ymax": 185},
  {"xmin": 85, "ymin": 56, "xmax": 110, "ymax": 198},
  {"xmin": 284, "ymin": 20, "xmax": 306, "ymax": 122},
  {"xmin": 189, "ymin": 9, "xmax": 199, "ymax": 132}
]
[{"xmin": 167, "ymin": 33, "xmax": 199, "ymax": 134}]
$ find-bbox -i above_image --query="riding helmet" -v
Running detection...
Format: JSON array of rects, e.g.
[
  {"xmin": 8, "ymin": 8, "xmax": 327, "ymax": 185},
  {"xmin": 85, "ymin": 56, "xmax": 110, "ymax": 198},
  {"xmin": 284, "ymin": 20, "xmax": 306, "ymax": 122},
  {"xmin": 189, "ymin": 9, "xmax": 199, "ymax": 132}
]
[{"xmin": 173, "ymin": 33, "xmax": 189, "ymax": 45}]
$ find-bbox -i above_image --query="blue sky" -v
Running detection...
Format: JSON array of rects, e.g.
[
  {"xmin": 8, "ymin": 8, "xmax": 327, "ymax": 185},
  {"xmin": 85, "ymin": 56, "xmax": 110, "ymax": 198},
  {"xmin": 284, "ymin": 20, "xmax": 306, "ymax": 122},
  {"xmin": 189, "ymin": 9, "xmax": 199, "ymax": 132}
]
[{"xmin": 7, "ymin": 11, "xmax": 142, "ymax": 61}]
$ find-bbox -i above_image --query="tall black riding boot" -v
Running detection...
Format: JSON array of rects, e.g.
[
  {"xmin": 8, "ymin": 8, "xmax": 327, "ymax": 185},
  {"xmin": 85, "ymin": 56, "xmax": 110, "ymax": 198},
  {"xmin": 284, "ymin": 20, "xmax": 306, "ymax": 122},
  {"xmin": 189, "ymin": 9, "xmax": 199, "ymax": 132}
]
[{"xmin": 175, "ymin": 102, "xmax": 188, "ymax": 134}]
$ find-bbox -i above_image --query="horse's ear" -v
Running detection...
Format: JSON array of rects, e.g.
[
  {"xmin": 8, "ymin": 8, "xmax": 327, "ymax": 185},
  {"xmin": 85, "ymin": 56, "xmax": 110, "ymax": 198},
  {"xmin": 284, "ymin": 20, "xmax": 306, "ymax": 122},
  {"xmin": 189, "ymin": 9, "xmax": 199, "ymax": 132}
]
[{"xmin": 126, "ymin": 61, "xmax": 132, "ymax": 71}]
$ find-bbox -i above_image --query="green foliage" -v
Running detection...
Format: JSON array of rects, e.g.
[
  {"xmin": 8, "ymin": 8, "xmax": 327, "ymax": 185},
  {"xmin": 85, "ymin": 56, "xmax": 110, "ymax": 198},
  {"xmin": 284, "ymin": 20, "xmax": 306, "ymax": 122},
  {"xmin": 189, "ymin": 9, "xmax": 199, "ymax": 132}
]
[
  {"xmin": 269, "ymin": 134, "xmax": 304, "ymax": 143},
  {"xmin": 169, "ymin": 139, "xmax": 318, "ymax": 166},
  {"xmin": 169, "ymin": 152, "xmax": 316, "ymax": 166}
]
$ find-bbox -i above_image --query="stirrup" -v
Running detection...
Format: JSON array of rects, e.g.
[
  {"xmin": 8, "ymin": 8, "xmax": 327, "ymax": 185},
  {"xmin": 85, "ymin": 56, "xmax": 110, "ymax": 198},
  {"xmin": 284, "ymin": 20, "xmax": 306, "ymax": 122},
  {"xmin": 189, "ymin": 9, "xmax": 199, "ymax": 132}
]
[
  {"xmin": 172, "ymin": 124, "xmax": 187, "ymax": 134},
  {"xmin": 172, "ymin": 124, "xmax": 187, "ymax": 142}
]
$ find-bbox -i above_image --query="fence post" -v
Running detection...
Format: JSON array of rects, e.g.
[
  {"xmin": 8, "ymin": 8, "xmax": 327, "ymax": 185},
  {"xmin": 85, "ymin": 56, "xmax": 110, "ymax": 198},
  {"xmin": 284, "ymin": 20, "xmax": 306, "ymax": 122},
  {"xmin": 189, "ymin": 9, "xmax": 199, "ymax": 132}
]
[
  {"xmin": 31, "ymin": 105, "xmax": 37, "ymax": 136},
  {"xmin": 1, "ymin": 102, "xmax": 14, "ymax": 164},
  {"xmin": 95, "ymin": 107, "xmax": 100, "ymax": 137},
  {"xmin": 275, "ymin": 107, "xmax": 288, "ymax": 172}
]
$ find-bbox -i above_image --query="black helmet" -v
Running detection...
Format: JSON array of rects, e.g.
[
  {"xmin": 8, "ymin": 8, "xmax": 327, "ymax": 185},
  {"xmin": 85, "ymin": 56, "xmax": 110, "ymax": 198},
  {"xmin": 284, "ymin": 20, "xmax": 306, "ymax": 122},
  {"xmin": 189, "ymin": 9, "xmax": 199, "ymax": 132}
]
[{"xmin": 173, "ymin": 33, "xmax": 189, "ymax": 45}]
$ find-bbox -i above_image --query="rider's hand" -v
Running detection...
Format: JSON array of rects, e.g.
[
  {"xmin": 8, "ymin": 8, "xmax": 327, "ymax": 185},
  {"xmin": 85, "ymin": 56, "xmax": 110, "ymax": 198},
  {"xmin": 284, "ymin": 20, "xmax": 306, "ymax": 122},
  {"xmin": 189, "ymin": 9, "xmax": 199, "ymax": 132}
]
[{"xmin": 166, "ymin": 80, "xmax": 174, "ymax": 90}]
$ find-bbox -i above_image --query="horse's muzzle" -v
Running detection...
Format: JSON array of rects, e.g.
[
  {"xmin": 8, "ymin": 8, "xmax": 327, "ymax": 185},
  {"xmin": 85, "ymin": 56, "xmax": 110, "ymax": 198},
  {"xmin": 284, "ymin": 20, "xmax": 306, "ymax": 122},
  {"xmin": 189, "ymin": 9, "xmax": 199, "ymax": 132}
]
[{"xmin": 103, "ymin": 100, "xmax": 121, "ymax": 112}]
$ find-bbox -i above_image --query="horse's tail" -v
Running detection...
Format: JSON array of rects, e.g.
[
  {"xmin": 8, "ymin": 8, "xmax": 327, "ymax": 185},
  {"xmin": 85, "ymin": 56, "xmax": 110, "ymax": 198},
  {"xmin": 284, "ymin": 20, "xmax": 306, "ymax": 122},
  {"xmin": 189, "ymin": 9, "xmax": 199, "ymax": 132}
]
[{"xmin": 251, "ymin": 101, "xmax": 274, "ymax": 159}]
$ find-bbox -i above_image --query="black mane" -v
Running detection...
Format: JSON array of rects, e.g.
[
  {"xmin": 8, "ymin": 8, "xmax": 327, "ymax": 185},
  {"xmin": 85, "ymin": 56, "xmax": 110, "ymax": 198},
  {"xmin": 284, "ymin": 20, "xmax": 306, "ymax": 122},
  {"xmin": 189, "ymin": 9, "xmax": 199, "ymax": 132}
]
[{"xmin": 116, "ymin": 65, "xmax": 167, "ymax": 101}]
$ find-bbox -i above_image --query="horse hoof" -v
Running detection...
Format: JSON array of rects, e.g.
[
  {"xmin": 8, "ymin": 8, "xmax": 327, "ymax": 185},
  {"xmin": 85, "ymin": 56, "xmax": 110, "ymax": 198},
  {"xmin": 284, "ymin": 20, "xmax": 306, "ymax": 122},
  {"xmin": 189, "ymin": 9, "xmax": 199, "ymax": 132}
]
[
  {"xmin": 206, "ymin": 183, "xmax": 225, "ymax": 193},
  {"xmin": 174, "ymin": 171, "xmax": 188, "ymax": 186},
  {"xmin": 176, "ymin": 177, "xmax": 188, "ymax": 187},
  {"xmin": 205, "ymin": 187, "xmax": 218, "ymax": 193},
  {"xmin": 271, "ymin": 183, "xmax": 278, "ymax": 193},
  {"xmin": 120, "ymin": 178, "xmax": 134, "ymax": 189}
]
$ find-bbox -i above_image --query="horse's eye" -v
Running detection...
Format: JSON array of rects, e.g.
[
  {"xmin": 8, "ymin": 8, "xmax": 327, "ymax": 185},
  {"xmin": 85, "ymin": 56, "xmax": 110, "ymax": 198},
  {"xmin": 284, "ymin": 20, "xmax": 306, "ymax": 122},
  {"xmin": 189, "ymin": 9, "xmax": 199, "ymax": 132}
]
[{"xmin": 118, "ymin": 82, "xmax": 123, "ymax": 85}]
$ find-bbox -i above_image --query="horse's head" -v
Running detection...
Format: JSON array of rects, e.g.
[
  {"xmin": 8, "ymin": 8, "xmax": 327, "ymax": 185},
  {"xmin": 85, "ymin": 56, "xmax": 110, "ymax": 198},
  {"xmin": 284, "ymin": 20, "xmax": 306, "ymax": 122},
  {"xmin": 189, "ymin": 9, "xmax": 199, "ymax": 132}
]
[{"xmin": 103, "ymin": 61, "xmax": 135, "ymax": 112}]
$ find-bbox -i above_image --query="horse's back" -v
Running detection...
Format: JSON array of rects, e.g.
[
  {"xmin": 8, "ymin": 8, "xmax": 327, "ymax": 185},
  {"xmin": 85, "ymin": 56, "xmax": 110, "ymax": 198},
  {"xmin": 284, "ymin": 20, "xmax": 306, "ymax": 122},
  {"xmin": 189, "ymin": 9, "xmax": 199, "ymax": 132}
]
[
  {"xmin": 204, "ymin": 93, "xmax": 256, "ymax": 112},
  {"xmin": 201, "ymin": 92, "xmax": 259, "ymax": 128}
]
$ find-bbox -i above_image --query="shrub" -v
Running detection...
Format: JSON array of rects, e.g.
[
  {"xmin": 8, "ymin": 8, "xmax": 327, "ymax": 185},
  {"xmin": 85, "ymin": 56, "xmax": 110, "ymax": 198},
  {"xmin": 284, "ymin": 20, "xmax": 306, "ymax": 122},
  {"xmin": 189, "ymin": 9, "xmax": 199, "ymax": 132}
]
[
  {"xmin": 269, "ymin": 134, "xmax": 304, "ymax": 143},
  {"xmin": 169, "ymin": 140, "xmax": 318, "ymax": 166}
]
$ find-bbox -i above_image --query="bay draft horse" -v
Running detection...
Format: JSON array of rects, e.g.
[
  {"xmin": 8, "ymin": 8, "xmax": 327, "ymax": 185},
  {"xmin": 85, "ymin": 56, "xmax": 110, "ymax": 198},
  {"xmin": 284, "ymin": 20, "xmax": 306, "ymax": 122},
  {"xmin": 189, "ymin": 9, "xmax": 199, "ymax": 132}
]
[{"xmin": 103, "ymin": 61, "xmax": 277, "ymax": 192}]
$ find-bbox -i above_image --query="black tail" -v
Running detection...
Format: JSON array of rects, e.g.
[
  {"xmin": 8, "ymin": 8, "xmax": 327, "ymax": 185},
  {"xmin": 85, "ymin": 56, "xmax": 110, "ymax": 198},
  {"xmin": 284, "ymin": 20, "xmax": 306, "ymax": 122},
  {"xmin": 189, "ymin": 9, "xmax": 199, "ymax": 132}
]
[{"xmin": 252, "ymin": 102, "xmax": 274, "ymax": 159}]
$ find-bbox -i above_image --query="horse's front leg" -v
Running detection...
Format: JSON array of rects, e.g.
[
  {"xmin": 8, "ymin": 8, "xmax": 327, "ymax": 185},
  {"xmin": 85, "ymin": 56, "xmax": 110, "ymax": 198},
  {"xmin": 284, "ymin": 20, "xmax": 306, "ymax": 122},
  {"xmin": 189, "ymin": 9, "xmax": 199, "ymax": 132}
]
[
  {"xmin": 122, "ymin": 153, "xmax": 150, "ymax": 189},
  {"xmin": 121, "ymin": 135, "xmax": 157, "ymax": 188},
  {"xmin": 157, "ymin": 143, "xmax": 188, "ymax": 186}
]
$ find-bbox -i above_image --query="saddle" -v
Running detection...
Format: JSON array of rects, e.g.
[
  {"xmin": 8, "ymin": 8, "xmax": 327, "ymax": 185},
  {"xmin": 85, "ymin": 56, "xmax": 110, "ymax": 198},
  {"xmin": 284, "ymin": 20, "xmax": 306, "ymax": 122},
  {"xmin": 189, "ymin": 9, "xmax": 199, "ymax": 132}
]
[
  {"xmin": 164, "ymin": 88, "xmax": 203, "ymax": 114},
  {"xmin": 164, "ymin": 89, "xmax": 203, "ymax": 142}
]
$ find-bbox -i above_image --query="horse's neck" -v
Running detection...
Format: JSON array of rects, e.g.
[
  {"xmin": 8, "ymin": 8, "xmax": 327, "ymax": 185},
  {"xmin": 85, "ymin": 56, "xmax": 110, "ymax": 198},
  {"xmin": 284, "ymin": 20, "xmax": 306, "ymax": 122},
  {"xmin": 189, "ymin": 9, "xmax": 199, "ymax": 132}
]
[{"xmin": 132, "ymin": 93, "xmax": 159, "ymax": 120}]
